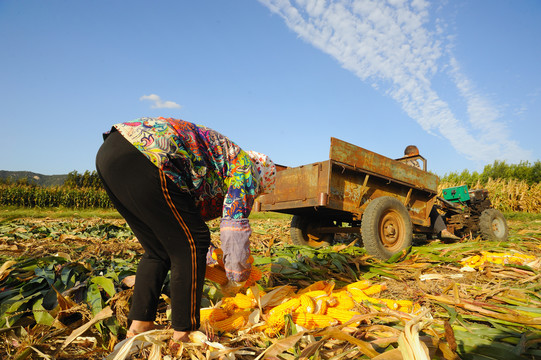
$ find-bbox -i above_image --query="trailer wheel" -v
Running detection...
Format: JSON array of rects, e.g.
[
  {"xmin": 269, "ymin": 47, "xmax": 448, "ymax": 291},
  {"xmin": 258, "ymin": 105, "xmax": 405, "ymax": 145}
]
[
  {"xmin": 361, "ymin": 196, "xmax": 412, "ymax": 260},
  {"xmin": 479, "ymin": 209, "xmax": 508, "ymax": 241},
  {"xmin": 290, "ymin": 215, "xmax": 333, "ymax": 247}
]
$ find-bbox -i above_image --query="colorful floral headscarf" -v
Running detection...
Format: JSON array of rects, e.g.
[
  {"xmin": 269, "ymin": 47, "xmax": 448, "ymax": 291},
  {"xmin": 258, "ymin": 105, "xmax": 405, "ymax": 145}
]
[{"xmin": 246, "ymin": 150, "xmax": 276, "ymax": 194}]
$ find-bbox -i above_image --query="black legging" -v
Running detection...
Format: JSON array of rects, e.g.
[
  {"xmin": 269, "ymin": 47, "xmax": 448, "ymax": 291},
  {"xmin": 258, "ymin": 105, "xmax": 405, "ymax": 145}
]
[{"xmin": 95, "ymin": 130, "xmax": 210, "ymax": 331}]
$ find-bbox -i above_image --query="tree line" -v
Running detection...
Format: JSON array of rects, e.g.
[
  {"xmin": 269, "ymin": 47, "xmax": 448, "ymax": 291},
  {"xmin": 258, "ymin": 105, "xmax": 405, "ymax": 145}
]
[
  {"xmin": 441, "ymin": 160, "xmax": 541, "ymax": 187},
  {"xmin": 0, "ymin": 161, "xmax": 539, "ymax": 209}
]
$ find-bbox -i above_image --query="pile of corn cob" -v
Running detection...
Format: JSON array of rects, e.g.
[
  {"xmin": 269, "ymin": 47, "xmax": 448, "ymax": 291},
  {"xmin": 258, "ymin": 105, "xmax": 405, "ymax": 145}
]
[
  {"xmin": 200, "ymin": 278, "xmax": 420, "ymax": 336},
  {"xmin": 460, "ymin": 251, "xmax": 537, "ymax": 270}
]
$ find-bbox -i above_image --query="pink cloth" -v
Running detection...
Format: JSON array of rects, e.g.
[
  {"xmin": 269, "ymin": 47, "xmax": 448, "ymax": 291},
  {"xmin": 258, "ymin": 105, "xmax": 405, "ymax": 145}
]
[{"xmin": 246, "ymin": 150, "xmax": 276, "ymax": 194}]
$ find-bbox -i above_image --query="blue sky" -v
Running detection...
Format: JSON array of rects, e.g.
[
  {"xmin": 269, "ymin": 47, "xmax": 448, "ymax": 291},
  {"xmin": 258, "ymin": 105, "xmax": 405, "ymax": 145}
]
[{"xmin": 1, "ymin": 0, "xmax": 540, "ymax": 177}]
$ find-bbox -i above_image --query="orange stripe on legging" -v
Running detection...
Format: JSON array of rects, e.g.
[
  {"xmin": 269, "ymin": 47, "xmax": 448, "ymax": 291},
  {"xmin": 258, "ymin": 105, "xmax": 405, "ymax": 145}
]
[{"xmin": 159, "ymin": 170, "xmax": 198, "ymax": 329}]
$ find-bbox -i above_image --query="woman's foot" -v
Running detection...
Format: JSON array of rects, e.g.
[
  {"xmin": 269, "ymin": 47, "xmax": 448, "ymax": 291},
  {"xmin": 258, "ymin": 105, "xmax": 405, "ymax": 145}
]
[
  {"xmin": 172, "ymin": 330, "xmax": 190, "ymax": 342},
  {"xmin": 170, "ymin": 331, "xmax": 190, "ymax": 354},
  {"xmin": 127, "ymin": 320, "xmax": 158, "ymax": 338}
]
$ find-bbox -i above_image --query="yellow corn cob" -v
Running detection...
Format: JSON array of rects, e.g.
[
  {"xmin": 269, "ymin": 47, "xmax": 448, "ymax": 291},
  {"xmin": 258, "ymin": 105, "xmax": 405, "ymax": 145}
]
[
  {"xmin": 332, "ymin": 292, "xmax": 356, "ymax": 310},
  {"xmin": 397, "ymin": 305, "xmax": 413, "ymax": 313},
  {"xmin": 246, "ymin": 287, "xmax": 266, "ymax": 299},
  {"xmin": 268, "ymin": 297, "xmax": 301, "ymax": 317},
  {"xmin": 245, "ymin": 266, "xmax": 262, "ymax": 287},
  {"xmin": 368, "ymin": 298, "xmax": 397, "ymax": 310},
  {"xmin": 298, "ymin": 280, "xmax": 328, "ymax": 294},
  {"xmin": 205, "ymin": 264, "xmax": 228, "ymax": 285},
  {"xmin": 323, "ymin": 281, "xmax": 336, "ymax": 293},
  {"xmin": 206, "ymin": 262, "xmax": 261, "ymax": 287},
  {"xmin": 369, "ymin": 298, "xmax": 413, "ymax": 312},
  {"xmin": 211, "ymin": 247, "xmax": 254, "ymax": 266},
  {"xmin": 326, "ymin": 307, "xmax": 361, "ymax": 324},
  {"xmin": 200, "ymin": 308, "xmax": 229, "ymax": 324},
  {"xmin": 211, "ymin": 311, "xmax": 247, "ymax": 332},
  {"xmin": 265, "ymin": 297, "xmax": 301, "ymax": 331},
  {"xmin": 347, "ymin": 287, "xmax": 370, "ymax": 302},
  {"xmin": 245, "ymin": 287, "xmax": 255, "ymax": 299},
  {"xmin": 345, "ymin": 280, "xmax": 371, "ymax": 291},
  {"xmin": 292, "ymin": 313, "xmax": 338, "ymax": 329},
  {"xmin": 410, "ymin": 303, "xmax": 421, "ymax": 313},
  {"xmin": 265, "ymin": 312, "xmax": 287, "ymax": 331},
  {"xmin": 395, "ymin": 299, "xmax": 414, "ymax": 307},
  {"xmin": 302, "ymin": 290, "xmax": 328, "ymax": 300},
  {"xmin": 264, "ymin": 325, "xmax": 281, "ymax": 337},
  {"xmin": 361, "ymin": 284, "xmax": 386, "ymax": 296},
  {"xmin": 221, "ymin": 297, "xmax": 238, "ymax": 313},
  {"xmin": 232, "ymin": 293, "xmax": 257, "ymax": 309},
  {"xmin": 395, "ymin": 300, "xmax": 415, "ymax": 313},
  {"xmin": 200, "ymin": 308, "xmax": 213, "ymax": 323},
  {"xmin": 211, "ymin": 248, "xmax": 224, "ymax": 266},
  {"xmin": 296, "ymin": 294, "xmax": 315, "ymax": 314}
]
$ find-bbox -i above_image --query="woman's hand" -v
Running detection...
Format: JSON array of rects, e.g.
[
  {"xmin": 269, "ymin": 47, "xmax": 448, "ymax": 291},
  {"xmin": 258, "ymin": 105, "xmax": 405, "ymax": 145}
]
[{"xmin": 221, "ymin": 280, "xmax": 247, "ymax": 297}]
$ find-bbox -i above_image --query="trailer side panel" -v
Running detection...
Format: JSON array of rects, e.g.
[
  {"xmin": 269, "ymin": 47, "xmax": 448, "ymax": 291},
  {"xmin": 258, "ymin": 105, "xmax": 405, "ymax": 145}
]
[{"xmin": 329, "ymin": 137, "xmax": 438, "ymax": 193}]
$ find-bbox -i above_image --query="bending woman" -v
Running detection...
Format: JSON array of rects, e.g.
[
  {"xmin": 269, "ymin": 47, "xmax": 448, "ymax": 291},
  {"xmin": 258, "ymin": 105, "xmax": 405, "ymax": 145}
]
[{"xmin": 95, "ymin": 117, "xmax": 275, "ymax": 343}]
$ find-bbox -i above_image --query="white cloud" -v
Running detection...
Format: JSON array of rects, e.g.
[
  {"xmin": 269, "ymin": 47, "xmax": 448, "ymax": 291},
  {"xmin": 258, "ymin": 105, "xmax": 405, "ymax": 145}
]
[
  {"xmin": 258, "ymin": 0, "xmax": 531, "ymax": 164},
  {"xmin": 139, "ymin": 94, "xmax": 181, "ymax": 109}
]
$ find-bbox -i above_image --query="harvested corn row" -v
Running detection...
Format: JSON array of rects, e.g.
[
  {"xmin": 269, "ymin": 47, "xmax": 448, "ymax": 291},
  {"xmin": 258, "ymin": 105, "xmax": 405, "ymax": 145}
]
[{"xmin": 199, "ymin": 279, "xmax": 420, "ymax": 337}]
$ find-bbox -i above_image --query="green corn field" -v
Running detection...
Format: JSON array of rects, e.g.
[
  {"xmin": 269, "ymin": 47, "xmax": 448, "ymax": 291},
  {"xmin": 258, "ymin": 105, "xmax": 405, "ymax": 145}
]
[
  {"xmin": 1, "ymin": 177, "xmax": 540, "ymax": 213},
  {"xmin": 0, "ymin": 184, "xmax": 112, "ymax": 209}
]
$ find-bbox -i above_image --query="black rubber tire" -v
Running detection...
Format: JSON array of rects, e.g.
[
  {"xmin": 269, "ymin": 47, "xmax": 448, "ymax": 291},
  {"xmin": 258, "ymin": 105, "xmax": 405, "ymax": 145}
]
[
  {"xmin": 479, "ymin": 208, "xmax": 508, "ymax": 241},
  {"xmin": 361, "ymin": 196, "xmax": 413, "ymax": 260},
  {"xmin": 290, "ymin": 215, "xmax": 333, "ymax": 247}
]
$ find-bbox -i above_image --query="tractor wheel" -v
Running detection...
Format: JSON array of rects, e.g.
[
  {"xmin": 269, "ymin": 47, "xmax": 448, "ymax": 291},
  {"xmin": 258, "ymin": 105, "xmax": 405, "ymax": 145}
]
[
  {"xmin": 361, "ymin": 196, "xmax": 412, "ymax": 260},
  {"xmin": 290, "ymin": 215, "xmax": 333, "ymax": 247},
  {"xmin": 479, "ymin": 209, "xmax": 508, "ymax": 241}
]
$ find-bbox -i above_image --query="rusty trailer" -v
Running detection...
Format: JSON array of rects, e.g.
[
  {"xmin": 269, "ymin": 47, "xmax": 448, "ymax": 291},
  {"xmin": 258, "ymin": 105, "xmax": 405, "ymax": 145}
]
[{"xmin": 254, "ymin": 138, "xmax": 440, "ymax": 260}]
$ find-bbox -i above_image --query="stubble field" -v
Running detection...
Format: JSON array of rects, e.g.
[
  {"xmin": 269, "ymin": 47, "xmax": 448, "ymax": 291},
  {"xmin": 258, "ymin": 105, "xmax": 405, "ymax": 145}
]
[{"xmin": 1, "ymin": 210, "xmax": 540, "ymax": 360}]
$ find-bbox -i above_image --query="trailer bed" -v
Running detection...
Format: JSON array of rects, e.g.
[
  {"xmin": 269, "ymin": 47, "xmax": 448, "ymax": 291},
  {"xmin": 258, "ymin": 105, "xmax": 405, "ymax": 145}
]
[{"xmin": 255, "ymin": 138, "xmax": 439, "ymax": 228}]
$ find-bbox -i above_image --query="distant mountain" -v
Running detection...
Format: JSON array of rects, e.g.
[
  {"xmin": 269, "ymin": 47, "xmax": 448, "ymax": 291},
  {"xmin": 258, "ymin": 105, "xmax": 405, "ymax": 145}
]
[{"xmin": 0, "ymin": 170, "xmax": 68, "ymax": 187}]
